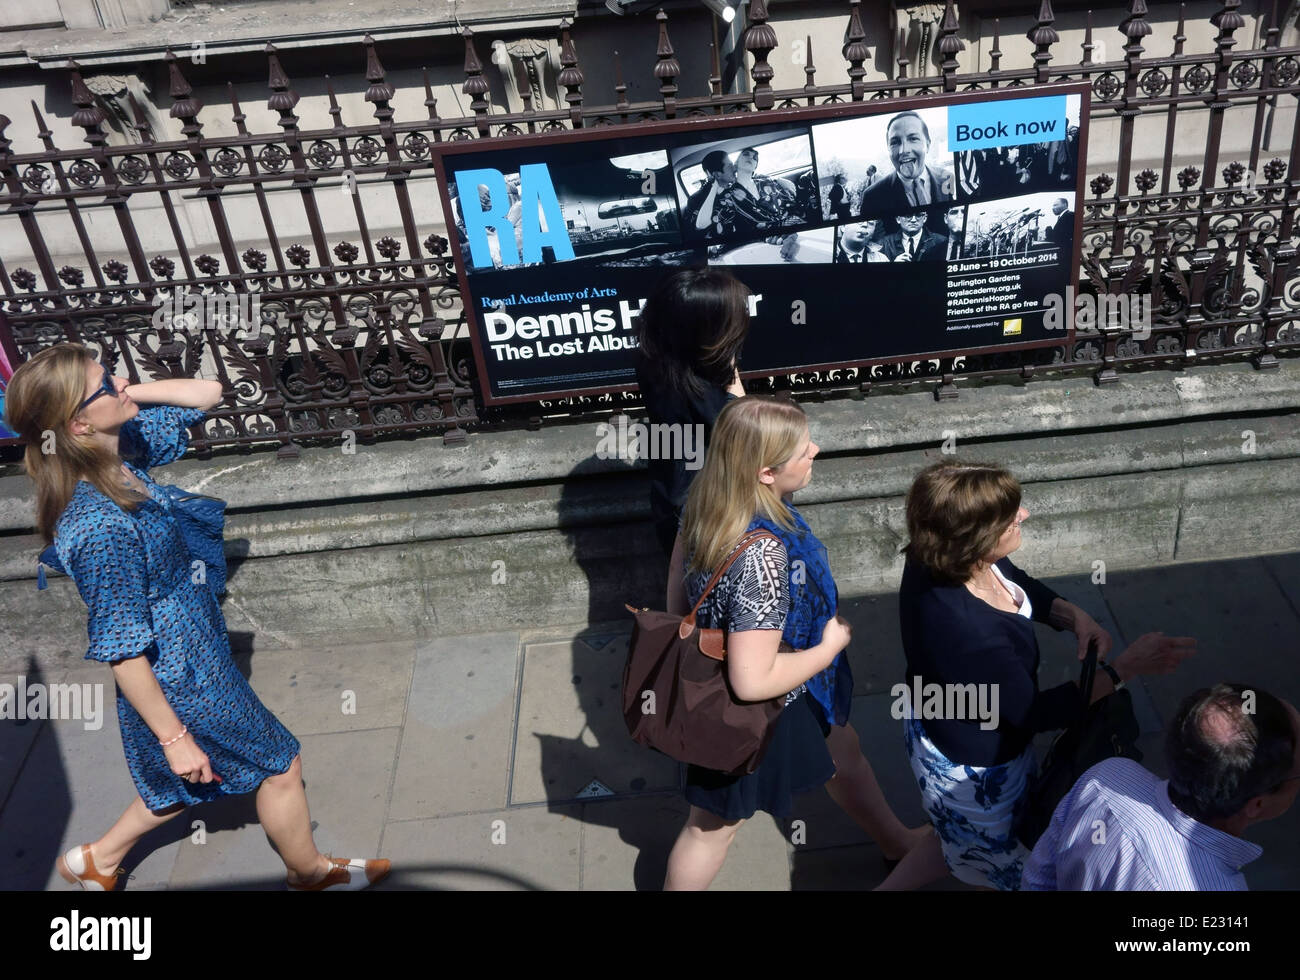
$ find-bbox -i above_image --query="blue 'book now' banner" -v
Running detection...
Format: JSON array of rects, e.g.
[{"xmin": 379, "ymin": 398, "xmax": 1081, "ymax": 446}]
[{"xmin": 948, "ymin": 95, "xmax": 1068, "ymax": 151}]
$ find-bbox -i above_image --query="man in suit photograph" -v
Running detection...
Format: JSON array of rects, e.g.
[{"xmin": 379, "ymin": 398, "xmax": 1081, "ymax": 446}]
[
  {"xmin": 834, "ymin": 220, "xmax": 889, "ymax": 263},
  {"xmin": 1047, "ymin": 197, "xmax": 1074, "ymax": 264},
  {"xmin": 930, "ymin": 204, "xmax": 966, "ymax": 262},
  {"xmin": 882, "ymin": 211, "xmax": 945, "ymax": 262},
  {"xmin": 828, "ymin": 173, "xmax": 851, "ymax": 221},
  {"xmin": 858, "ymin": 111, "xmax": 954, "ymax": 218}
]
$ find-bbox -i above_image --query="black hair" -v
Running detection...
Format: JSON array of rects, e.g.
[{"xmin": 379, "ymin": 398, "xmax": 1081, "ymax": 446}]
[
  {"xmin": 886, "ymin": 111, "xmax": 931, "ymax": 144},
  {"xmin": 635, "ymin": 267, "xmax": 751, "ymax": 399},
  {"xmin": 701, "ymin": 150, "xmax": 729, "ymax": 176}
]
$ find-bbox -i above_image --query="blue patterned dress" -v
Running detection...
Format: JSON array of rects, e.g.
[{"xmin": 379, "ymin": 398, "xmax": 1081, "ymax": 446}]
[{"xmin": 54, "ymin": 404, "xmax": 300, "ymax": 811}]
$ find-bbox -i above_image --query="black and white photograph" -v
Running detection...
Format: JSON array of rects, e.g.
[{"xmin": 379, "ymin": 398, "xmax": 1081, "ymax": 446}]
[
  {"xmin": 448, "ymin": 174, "xmax": 541, "ymax": 273},
  {"xmin": 707, "ymin": 227, "xmax": 836, "ymax": 266},
  {"xmin": 935, "ymin": 203, "xmax": 969, "ymax": 262},
  {"xmin": 954, "ymin": 93, "xmax": 1082, "ymax": 201},
  {"xmin": 832, "ymin": 219, "xmax": 891, "ymax": 264},
  {"xmin": 599, "ymin": 247, "xmax": 700, "ymax": 269},
  {"xmin": 670, "ymin": 130, "xmax": 819, "ymax": 245},
  {"xmin": 876, "ymin": 208, "xmax": 950, "ymax": 262},
  {"xmin": 963, "ymin": 192, "xmax": 1075, "ymax": 261},
  {"xmin": 549, "ymin": 150, "xmax": 681, "ymax": 261},
  {"xmin": 812, "ymin": 106, "xmax": 953, "ymax": 223}
]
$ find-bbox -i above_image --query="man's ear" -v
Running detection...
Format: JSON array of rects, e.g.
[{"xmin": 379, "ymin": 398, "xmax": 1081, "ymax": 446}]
[{"xmin": 1241, "ymin": 792, "xmax": 1272, "ymax": 822}]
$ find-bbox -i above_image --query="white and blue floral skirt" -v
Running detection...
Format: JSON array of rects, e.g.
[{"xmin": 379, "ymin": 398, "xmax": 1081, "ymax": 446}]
[{"xmin": 903, "ymin": 715, "xmax": 1033, "ymax": 891}]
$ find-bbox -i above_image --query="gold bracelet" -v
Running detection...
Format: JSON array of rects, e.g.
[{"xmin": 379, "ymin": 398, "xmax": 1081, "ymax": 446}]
[{"xmin": 158, "ymin": 725, "xmax": 188, "ymax": 747}]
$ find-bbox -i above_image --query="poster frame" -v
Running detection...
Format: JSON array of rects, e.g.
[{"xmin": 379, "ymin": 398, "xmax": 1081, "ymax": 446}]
[{"xmin": 430, "ymin": 80, "xmax": 1090, "ymax": 407}]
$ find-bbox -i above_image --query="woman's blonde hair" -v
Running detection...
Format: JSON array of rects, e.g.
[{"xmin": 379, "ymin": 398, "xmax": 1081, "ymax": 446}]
[
  {"xmin": 3, "ymin": 343, "xmax": 140, "ymax": 543},
  {"xmin": 901, "ymin": 460, "xmax": 1021, "ymax": 585},
  {"xmin": 681, "ymin": 395, "xmax": 808, "ymax": 574}
]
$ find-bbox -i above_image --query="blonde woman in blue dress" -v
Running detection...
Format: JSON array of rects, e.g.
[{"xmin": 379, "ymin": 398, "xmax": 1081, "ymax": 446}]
[{"xmin": 5, "ymin": 343, "xmax": 390, "ymax": 891}]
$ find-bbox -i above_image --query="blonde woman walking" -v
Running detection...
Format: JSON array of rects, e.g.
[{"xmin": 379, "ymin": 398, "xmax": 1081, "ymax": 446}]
[
  {"xmin": 663, "ymin": 395, "xmax": 926, "ymax": 889},
  {"xmin": 5, "ymin": 343, "xmax": 390, "ymax": 891}
]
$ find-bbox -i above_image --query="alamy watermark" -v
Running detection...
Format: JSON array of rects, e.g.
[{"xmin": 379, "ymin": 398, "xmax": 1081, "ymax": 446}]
[
  {"xmin": 0, "ymin": 677, "xmax": 104, "ymax": 731},
  {"xmin": 1043, "ymin": 286, "xmax": 1152, "ymax": 339},
  {"xmin": 595, "ymin": 415, "xmax": 705, "ymax": 470},
  {"xmin": 152, "ymin": 292, "xmax": 261, "ymax": 332},
  {"xmin": 890, "ymin": 676, "xmax": 1000, "ymax": 731},
  {"xmin": 50, "ymin": 911, "xmax": 150, "ymax": 959}
]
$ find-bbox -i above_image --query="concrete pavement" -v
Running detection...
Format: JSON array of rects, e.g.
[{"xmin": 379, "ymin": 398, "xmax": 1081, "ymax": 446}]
[{"xmin": 1, "ymin": 551, "xmax": 1297, "ymax": 890}]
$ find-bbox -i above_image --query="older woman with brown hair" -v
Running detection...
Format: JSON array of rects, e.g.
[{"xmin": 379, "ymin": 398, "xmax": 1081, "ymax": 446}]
[
  {"xmin": 5, "ymin": 343, "xmax": 389, "ymax": 890},
  {"xmin": 878, "ymin": 461, "xmax": 1194, "ymax": 891}
]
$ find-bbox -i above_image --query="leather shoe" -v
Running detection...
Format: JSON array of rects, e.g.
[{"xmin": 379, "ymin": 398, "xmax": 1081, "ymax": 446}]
[
  {"xmin": 287, "ymin": 855, "xmax": 391, "ymax": 891},
  {"xmin": 57, "ymin": 844, "xmax": 126, "ymax": 891}
]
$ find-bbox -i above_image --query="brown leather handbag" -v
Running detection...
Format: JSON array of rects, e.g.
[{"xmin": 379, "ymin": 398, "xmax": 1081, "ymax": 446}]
[{"xmin": 622, "ymin": 530, "xmax": 787, "ymax": 775}]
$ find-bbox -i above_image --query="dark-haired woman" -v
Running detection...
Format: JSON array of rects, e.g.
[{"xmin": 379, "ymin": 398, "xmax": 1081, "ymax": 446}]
[
  {"xmin": 879, "ymin": 461, "xmax": 1194, "ymax": 891},
  {"xmin": 638, "ymin": 275, "xmax": 927, "ymax": 881},
  {"xmin": 5, "ymin": 343, "xmax": 390, "ymax": 891},
  {"xmin": 634, "ymin": 267, "xmax": 749, "ymax": 559}
]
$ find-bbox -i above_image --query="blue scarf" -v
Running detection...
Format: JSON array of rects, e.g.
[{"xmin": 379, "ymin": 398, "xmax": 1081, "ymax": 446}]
[{"xmin": 748, "ymin": 506, "xmax": 853, "ymax": 727}]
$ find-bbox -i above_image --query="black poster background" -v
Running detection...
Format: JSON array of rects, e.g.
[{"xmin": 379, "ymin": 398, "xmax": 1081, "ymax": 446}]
[{"xmin": 434, "ymin": 84, "xmax": 1087, "ymax": 405}]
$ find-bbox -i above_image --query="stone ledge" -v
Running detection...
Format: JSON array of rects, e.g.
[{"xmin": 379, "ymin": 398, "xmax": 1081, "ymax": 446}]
[
  {"xmin": 3, "ymin": 409, "xmax": 1296, "ymax": 580},
  {"xmin": 5, "ymin": 453, "xmax": 1298, "ymax": 673},
  {"xmin": 2, "ymin": 358, "xmax": 1297, "ymax": 533}
]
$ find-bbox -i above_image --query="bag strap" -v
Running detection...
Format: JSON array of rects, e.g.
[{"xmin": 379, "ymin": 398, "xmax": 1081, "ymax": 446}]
[
  {"xmin": 1078, "ymin": 636, "xmax": 1099, "ymax": 707},
  {"xmin": 683, "ymin": 529, "xmax": 782, "ymax": 627}
]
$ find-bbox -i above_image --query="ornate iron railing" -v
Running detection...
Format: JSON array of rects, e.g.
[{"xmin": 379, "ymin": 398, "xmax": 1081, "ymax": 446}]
[{"xmin": 1, "ymin": 0, "xmax": 1297, "ymax": 456}]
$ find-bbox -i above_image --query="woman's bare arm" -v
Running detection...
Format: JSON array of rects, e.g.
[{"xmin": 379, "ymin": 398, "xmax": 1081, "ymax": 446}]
[
  {"xmin": 112, "ymin": 656, "xmax": 215, "ymax": 782},
  {"xmin": 726, "ymin": 620, "xmax": 847, "ymax": 702},
  {"xmin": 125, "ymin": 378, "xmax": 223, "ymax": 410}
]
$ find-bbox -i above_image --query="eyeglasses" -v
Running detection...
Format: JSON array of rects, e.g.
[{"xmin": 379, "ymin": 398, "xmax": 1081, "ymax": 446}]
[{"xmin": 78, "ymin": 366, "xmax": 115, "ymax": 412}]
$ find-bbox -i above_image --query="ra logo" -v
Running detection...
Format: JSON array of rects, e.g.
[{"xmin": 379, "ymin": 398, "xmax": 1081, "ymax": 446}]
[{"xmin": 455, "ymin": 164, "xmax": 576, "ymax": 269}]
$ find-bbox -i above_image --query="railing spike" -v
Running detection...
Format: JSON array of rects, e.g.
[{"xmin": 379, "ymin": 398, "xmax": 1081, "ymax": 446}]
[
  {"xmin": 461, "ymin": 27, "xmax": 491, "ymax": 135},
  {"xmin": 164, "ymin": 49, "xmax": 204, "ymax": 123},
  {"xmin": 743, "ymin": 0, "xmax": 778, "ymax": 110},
  {"xmin": 842, "ymin": 0, "xmax": 869, "ymax": 100},
  {"xmin": 557, "ymin": 18, "xmax": 584, "ymax": 128},
  {"xmin": 364, "ymin": 35, "xmax": 396, "ymax": 105},
  {"xmin": 68, "ymin": 60, "xmax": 106, "ymax": 134},
  {"xmin": 266, "ymin": 44, "xmax": 300, "ymax": 113},
  {"xmin": 654, "ymin": 9, "xmax": 680, "ymax": 118},
  {"xmin": 1027, "ymin": 0, "xmax": 1059, "ymax": 83},
  {"xmin": 938, "ymin": 0, "xmax": 965, "ymax": 92}
]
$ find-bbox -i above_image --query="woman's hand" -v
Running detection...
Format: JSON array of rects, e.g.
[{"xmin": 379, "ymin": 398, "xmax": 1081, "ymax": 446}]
[
  {"xmin": 163, "ymin": 734, "xmax": 216, "ymax": 784},
  {"xmin": 1048, "ymin": 599, "xmax": 1114, "ymax": 660},
  {"xmin": 1070, "ymin": 607, "xmax": 1113, "ymax": 661},
  {"xmin": 1113, "ymin": 632, "xmax": 1196, "ymax": 681},
  {"xmin": 821, "ymin": 614, "xmax": 852, "ymax": 657}
]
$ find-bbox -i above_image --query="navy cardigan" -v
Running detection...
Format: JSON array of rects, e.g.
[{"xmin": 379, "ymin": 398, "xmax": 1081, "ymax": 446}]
[{"xmin": 898, "ymin": 555, "xmax": 1084, "ymax": 766}]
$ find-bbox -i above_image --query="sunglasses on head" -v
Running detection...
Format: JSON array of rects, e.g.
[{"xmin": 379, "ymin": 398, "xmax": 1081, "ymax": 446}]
[{"xmin": 78, "ymin": 366, "xmax": 115, "ymax": 412}]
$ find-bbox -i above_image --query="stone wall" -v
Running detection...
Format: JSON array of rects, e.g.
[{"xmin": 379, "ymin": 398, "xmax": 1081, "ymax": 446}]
[{"xmin": 2, "ymin": 358, "xmax": 1298, "ymax": 674}]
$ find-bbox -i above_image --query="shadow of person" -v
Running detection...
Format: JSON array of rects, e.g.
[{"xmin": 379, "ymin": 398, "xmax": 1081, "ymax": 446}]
[
  {"xmin": 0, "ymin": 657, "xmax": 73, "ymax": 889},
  {"xmin": 522, "ymin": 451, "xmax": 682, "ymax": 889}
]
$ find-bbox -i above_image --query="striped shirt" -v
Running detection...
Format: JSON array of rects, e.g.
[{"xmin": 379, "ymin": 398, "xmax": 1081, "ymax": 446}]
[{"xmin": 1021, "ymin": 757, "xmax": 1263, "ymax": 890}]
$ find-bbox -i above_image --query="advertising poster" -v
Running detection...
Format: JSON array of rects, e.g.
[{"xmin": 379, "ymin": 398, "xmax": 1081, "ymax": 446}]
[{"xmin": 433, "ymin": 83, "xmax": 1087, "ymax": 404}]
